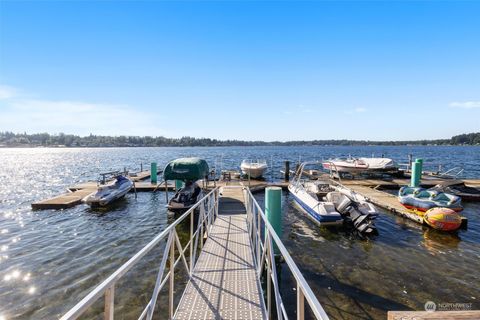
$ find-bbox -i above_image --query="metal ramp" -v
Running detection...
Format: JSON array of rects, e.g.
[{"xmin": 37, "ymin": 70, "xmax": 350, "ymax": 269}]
[
  {"xmin": 174, "ymin": 187, "xmax": 266, "ymax": 319},
  {"xmin": 174, "ymin": 211, "xmax": 266, "ymax": 319},
  {"xmin": 61, "ymin": 186, "xmax": 329, "ymax": 320}
]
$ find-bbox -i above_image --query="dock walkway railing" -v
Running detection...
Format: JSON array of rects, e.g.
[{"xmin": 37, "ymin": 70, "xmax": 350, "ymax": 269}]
[
  {"xmin": 243, "ymin": 186, "xmax": 329, "ymax": 320},
  {"xmin": 61, "ymin": 186, "xmax": 329, "ymax": 320}
]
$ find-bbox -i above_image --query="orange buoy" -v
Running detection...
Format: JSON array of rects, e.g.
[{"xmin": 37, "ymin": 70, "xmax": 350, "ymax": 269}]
[{"xmin": 424, "ymin": 207, "xmax": 462, "ymax": 231}]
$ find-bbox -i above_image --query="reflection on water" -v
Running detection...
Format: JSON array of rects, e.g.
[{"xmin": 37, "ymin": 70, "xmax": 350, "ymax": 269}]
[
  {"xmin": 0, "ymin": 146, "xmax": 479, "ymax": 319},
  {"xmin": 260, "ymin": 191, "xmax": 480, "ymax": 319}
]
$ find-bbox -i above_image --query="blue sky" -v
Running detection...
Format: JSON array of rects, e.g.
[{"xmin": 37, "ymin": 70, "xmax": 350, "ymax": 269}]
[{"xmin": 0, "ymin": 1, "xmax": 479, "ymax": 141}]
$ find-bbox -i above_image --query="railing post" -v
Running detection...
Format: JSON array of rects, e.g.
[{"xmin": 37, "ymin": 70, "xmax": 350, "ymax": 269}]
[
  {"xmin": 190, "ymin": 211, "xmax": 194, "ymax": 275},
  {"xmin": 104, "ymin": 285, "xmax": 114, "ymax": 320},
  {"xmin": 216, "ymin": 189, "xmax": 219, "ymax": 217},
  {"xmin": 169, "ymin": 231, "xmax": 175, "ymax": 319},
  {"xmin": 199, "ymin": 208, "xmax": 204, "ymax": 250},
  {"xmin": 297, "ymin": 284, "xmax": 305, "ymax": 320},
  {"xmin": 257, "ymin": 206, "xmax": 261, "ymax": 266},
  {"xmin": 147, "ymin": 231, "xmax": 174, "ymax": 320},
  {"xmin": 267, "ymin": 238, "xmax": 272, "ymax": 319}
]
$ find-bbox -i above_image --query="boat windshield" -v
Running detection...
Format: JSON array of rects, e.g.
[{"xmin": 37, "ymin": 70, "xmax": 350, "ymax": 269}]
[
  {"xmin": 242, "ymin": 159, "xmax": 267, "ymax": 165},
  {"xmin": 293, "ymin": 161, "xmax": 324, "ymax": 185}
]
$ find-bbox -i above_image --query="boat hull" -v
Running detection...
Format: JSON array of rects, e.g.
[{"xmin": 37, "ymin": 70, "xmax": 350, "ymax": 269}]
[
  {"xmin": 84, "ymin": 179, "xmax": 133, "ymax": 207},
  {"xmin": 288, "ymin": 185, "xmax": 343, "ymax": 226},
  {"xmin": 323, "ymin": 158, "xmax": 397, "ymax": 174},
  {"xmin": 240, "ymin": 164, "xmax": 267, "ymax": 178}
]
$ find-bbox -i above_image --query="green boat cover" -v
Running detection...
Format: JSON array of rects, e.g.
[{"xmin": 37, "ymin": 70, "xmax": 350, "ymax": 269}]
[{"xmin": 163, "ymin": 157, "xmax": 209, "ymax": 181}]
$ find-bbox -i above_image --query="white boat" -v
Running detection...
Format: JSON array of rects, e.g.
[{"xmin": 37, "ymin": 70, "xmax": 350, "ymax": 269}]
[
  {"xmin": 240, "ymin": 160, "xmax": 268, "ymax": 178},
  {"xmin": 84, "ymin": 175, "xmax": 133, "ymax": 207},
  {"xmin": 322, "ymin": 157, "xmax": 397, "ymax": 174},
  {"xmin": 289, "ymin": 161, "xmax": 379, "ymax": 235}
]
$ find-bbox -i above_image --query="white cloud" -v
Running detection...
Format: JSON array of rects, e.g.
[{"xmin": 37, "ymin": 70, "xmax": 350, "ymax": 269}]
[
  {"xmin": 0, "ymin": 87, "xmax": 165, "ymax": 136},
  {"xmin": 0, "ymin": 85, "xmax": 17, "ymax": 100},
  {"xmin": 283, "ymin": 104, "xmax": 313, "ymax": 116},
  {"xmin": 298, "ymin": 105, "xmax": 313, "ymax": 113},
  {"xmin": 449, "ymin": 101, "xmax": 480, "ymax": 109},
  {"xmin": 344, "ymin": 107, "xmax": 367, "ymax": 115}
]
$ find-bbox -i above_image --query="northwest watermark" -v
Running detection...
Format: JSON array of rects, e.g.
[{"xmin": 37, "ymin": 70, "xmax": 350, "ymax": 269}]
[{"xmin": 425, "ymin": 301, "xmax": 473, "ymax": 312}]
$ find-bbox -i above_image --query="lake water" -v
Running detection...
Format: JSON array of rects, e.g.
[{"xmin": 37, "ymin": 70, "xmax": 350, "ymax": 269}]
[{"xmin": 0, "ymin": 146, "xmax": 479, "ymax": 319}]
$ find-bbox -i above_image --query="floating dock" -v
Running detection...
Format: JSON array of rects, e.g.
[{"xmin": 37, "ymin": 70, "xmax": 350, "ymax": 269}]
[
  {"xmin": 31, "ymin": 165, "xmax": 480, "ymax": 213},
  {"xmin": 174, "ymin": 187, "xmax": 266, "ymax": 319},
  {"xmin": 388, "ymin": 310, "xmax": 480, "ymax": 320},
  {"xmin": 31, "ymin": 169, "xmax": 172, "ymax": 210},
  {"xmin": 343, "ymin": 184, "xmax": 468, "ymax": 228}
]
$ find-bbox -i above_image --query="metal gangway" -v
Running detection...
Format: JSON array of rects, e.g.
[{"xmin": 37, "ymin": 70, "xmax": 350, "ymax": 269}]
[{"xmin": 61, "ymin": 186, "xmax": 329, "ymax": 320}]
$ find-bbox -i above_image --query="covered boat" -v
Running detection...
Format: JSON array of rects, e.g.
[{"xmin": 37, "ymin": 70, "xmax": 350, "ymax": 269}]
[
  {"xmin": 163, "ymin": 158, "xmax": 209, "ymax": 212},
  {"xmin": 398, "ymin": 186, "xmax": 463, "ymax": 212},
  {"xmin": 84, "ymin": 175, "xmax": 133, "ymax": 207},
  {"xmin": 430, "ymin": 182, "xmax": 480, "ymax": 201},
  {"xmin": 240, "ymin": 160, "xmax": 268, "ymax": 179},
  {"xmin": 424, "ymin": 208, "xmax": 462, "ymax": 231},
  {"xmin": 322, "ymin": 157, "xmax": 397, "ymax": 174},
  {"xmin": 289, "ymin": 161, "xmax": 379, "ymax": 235}
]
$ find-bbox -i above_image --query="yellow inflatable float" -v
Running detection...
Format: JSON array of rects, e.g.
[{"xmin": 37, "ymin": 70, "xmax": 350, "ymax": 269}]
[{"xmin": 423, "ymin": 207, "xmax": 462, "ymax": 231}]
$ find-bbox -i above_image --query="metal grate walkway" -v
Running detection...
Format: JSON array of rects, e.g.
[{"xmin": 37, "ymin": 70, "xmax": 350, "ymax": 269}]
[{"xmin": 174, "ymin": 188, "xmax": 266, "ymax": 320}]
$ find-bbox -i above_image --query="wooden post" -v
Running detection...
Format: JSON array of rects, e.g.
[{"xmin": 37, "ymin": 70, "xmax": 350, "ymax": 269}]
[
  {"xmin": 297, "ymin": 284, "xmax": 304, "ymax": 320},
  {"xmin": 284, "ymin": 161, "xmax": 290, "ymax": 182},
  {"xmin": 104, "ymin": 285, "xmax": 114, "ymax": 320}
]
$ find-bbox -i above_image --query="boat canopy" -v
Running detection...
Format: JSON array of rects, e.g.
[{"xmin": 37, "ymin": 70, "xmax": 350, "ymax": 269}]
[{"xmin": 163, "ymin": 157, "xmax": 209, "ymax": 181}]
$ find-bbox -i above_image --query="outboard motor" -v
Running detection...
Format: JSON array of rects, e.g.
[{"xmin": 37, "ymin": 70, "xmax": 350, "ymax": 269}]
[{"xmin": 327, "ymin": 192, "xmax": 378, "ymax": 236}]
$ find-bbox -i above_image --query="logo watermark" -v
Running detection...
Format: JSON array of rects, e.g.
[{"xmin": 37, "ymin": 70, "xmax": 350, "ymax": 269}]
[
  {"xmin": 425, "ymin": 300, "xmax": 472, "ymax": 312},
  {"xmin": 424, "ymin": 301, "xmax": 436, "ymax": 312}
]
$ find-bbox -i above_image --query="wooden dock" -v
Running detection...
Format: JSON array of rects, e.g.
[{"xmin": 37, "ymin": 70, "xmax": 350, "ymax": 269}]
[
  {"xmin": 345, "ymin": 185, "xmax": 424, "ymax": 223},
  {"xmin": 388, "ymin": 310, "xmax": 480, "ymax": 320},
  {"xmin": 31, "ymin": 188, "xmax": 97, "ymax": 210},
  {"xmin": 344, "ymin": 184, "xmax": 468, "ymax": 228},
  {"xmin": 31, "ymin": 169, "xmax": 168, "ymax": 210},
  {"xmin": 31, "ymin": 165, "xmax": 480, "ymax": 211},
  {"xmin": 174, "ymin": 187, "xmax": 267, "ymax": 319}
]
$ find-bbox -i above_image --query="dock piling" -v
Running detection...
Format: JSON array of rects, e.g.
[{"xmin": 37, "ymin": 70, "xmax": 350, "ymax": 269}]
[
  {"xmin": 284, "ymin": 161, "xmax": 290, "ymax": 181},
  {"xmin": 265, "ymin": 186, "xmax": 282, "ymax": 253},
  {"xmin": 150, "ymin": 162, "xmax": 157, "ymax": 184},
  {"xmin": 411, "ymin": 158, "xmax": 423, "ymax": 187}
]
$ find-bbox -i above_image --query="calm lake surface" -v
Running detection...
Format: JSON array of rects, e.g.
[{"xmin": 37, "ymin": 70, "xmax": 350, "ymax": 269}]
[{"xmin": 0, "ymin": 146, "xmax": 479, "ymax": 319}]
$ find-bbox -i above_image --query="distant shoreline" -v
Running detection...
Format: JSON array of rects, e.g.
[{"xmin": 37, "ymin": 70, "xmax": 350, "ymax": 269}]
[
  {"xmin": 1, "ymin": 144, "xmax": 478, "ymax": 148},
  {"xmin": 1, "ymin": 131, "xmax": 479, "ymax": 148}
]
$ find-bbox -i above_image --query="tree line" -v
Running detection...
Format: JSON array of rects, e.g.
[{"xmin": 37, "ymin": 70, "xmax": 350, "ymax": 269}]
[{"xmin": 0, "ymin": 131, "xmax": 478, "ymax": 147}]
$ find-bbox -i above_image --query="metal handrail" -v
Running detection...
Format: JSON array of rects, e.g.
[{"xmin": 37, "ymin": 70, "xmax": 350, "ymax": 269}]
[
  {"xmin": 60, "ymin": 187, "xmax": 219, "ymax": 320},
  {"xmin": 61, "ymin": 185, "xmax": 329, "ymax": 320},
  {"xmin": 243, "ymin": 187, "xmax": 330, "ymax": 320}
]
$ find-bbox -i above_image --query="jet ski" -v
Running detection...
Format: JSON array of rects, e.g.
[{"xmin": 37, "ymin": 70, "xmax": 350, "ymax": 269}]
[
  {"xmin": 84, "ymin": 175, "xmax": 133, "ymax": 207},
  {"xmin": 167, "ymin": 181, "xmax": 202, "ymax": 212}
]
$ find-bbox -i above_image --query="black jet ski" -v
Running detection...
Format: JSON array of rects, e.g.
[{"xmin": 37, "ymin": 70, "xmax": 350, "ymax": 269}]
[{"xmin": 167, "ymin": 181, "xmax": 202, "ymax": 212}]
